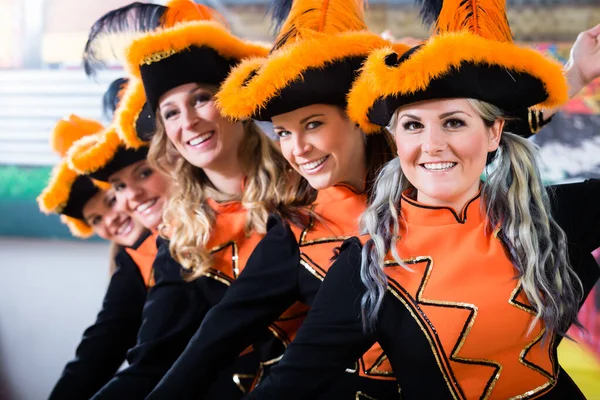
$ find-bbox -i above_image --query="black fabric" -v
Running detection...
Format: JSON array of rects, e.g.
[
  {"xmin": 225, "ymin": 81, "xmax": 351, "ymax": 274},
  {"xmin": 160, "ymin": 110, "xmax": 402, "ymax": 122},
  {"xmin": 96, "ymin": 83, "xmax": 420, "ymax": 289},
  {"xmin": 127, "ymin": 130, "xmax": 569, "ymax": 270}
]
[
  {"xmin": 48, "ymin": 246, "xmax": 147, "ymax": 400},
  {"xmin": 368, "ymin": 58, "xmax": 548, "ymax": 129},
  {"xmin": 90, "ymin": 236, "xmax": 259, "ymax": 400},
  {"xmin": 245, "ymin": 181, "xmax": 600, "ymax": 399},
  {"xmin": 254, "ymin": 56, "xmax": 365, "ymax": 121},
  {"xmin": 61, "ymin": 175, "xmax": 100, "ymax": 219},
  {"xmin": 134, "ymin": 101, "xmax": 156, "ymax": 142},
  {"xmin": 140, "ymin": 46, "xmax": 236, "ymax": 114},
  {"xmin": 148, "ymin": 215, "xmax": 401, "ymax": 400},
  {"xmin": 89, "ymin": 146, "xmax": 149, "ymax": 182}
]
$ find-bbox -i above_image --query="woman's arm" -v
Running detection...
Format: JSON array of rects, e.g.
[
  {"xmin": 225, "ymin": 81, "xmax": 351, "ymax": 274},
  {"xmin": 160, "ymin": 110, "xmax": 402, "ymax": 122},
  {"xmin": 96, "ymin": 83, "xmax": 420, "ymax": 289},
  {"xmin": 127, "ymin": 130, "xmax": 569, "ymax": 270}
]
[
  {"xmin": 246, "ymin": 238, "xmax": 378, "ymax": 400},
  {"xmin": 148, "ymin": 215, "xmax": 302, "ymax": 399},
  {"xmin": 48, "ymin": 248, "xmax": 146, "ymax": 400},
  {"xmin": 90, "ymin": 237, "xmax": 211, "ymax": 400}
]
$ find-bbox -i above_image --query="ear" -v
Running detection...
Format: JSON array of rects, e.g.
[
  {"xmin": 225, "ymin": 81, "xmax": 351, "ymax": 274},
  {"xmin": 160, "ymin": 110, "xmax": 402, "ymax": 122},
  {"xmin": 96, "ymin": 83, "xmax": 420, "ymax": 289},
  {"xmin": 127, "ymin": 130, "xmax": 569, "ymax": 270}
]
[{"xmin": 487, "ymin": 118, "xmax": 504, "ymax": 152}]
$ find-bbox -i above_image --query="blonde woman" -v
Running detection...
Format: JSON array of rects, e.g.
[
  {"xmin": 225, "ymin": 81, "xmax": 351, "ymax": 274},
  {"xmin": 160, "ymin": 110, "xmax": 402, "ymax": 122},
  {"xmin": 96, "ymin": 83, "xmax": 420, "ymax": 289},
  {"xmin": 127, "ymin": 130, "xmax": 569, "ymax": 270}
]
[{"xmin": 86, "ymin": 4, "xmax": 310, "ymax": 399}]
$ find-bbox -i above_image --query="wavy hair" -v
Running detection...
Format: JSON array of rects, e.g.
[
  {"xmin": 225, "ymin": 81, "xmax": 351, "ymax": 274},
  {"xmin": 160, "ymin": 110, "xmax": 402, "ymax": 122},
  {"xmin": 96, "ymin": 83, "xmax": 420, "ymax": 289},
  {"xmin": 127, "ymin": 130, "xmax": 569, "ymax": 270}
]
[
  {"xmin": 148, "ymin": 112, "xmax": 299, "ymax": 281},
  {"xmin": 360, "ymin": 99, "xmax": 583, "ymax": 338}
]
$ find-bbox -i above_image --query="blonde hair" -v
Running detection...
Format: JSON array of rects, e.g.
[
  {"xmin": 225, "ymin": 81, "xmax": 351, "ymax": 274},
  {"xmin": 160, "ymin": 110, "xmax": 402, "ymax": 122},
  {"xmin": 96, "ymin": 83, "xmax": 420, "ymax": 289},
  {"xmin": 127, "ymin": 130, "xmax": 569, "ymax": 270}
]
[
  {"xmin": 148, "ymin": 115, "xmax": 292, "ymax": 281},
  {"xmin": 360, "ymin": 99, "xmax": 582, "ymax": 337}
]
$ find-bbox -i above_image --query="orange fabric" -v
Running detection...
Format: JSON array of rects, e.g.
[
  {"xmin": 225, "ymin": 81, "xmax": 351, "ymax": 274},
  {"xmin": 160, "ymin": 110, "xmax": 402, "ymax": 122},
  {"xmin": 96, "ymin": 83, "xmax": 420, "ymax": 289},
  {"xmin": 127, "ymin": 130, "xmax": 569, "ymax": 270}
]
[
  {"xmin": 125, "ymin": 232, "xmax": 159, "ymax": 288},
  {"xmin": 383, "ymin": 193, "xmax": 553, "ymax": 399},
  {"xmin": 291, "ymin": 185, "xmax": 395, "ymax": 380},
  {"xmin": 202, "ymin": 199, "xmax": 308, "ymax": 351}
]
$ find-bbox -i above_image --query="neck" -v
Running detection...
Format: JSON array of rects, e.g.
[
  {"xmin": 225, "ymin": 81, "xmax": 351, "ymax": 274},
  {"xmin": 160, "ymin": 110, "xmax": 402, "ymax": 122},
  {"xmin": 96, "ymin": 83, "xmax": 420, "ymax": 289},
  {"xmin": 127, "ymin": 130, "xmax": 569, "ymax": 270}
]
[
  {"xmin": 340, "ymin": 154, "xmax": 367, "ymax": 193},
  {"xmin": 415, "ymin": 181, "xmax": 482, "ymax": 213},
  {"xmin": 203, "ymin": 163, "xmax": 245, "ymax": 197}
]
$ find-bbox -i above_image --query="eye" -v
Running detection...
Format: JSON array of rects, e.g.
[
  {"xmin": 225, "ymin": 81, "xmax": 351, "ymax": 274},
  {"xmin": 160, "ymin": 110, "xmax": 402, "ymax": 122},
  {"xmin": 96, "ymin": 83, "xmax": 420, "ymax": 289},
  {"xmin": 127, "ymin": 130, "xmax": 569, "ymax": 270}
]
[
  {"xmin": 306, "ymin": 121, "xmax": 322, "ymax": 130},
  {"xmin": 275, "ymin": 130, "xmax": 291, "ymax": 139},
  {"xmin": 112, "ymin": 182, "xmax": 125, "ymax": 192},
  {"xmin": 194, "ymin": 93, "xmax": 212, "ymax": 107},
  {"xmin": 139, "ymin": 168, "xmax": 154, "ymax": 180},
  {"xmin": 444, "ymin": 118, "xmax": 465, "ymax": 129},
  {"xmin": 162, "ymin": 109, "xmax": 179, "ymax": 120},
  {"xmin": 89, "ymin": 215, "xmax": 102, "ymax": 226},
  {"xmin": 106, "ymin": 194, "xmax": 117, "ymax": 208},
  {"xmin": 402, "ymin": 120, "xmax": 423, "ymax": 131}
]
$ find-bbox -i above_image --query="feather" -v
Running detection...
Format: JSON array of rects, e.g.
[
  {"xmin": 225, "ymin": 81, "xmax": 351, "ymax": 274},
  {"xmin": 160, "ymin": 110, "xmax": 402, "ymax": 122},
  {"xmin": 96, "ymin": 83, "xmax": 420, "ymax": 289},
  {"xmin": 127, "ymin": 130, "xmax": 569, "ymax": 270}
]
[
  {"xmin": 435, "ymin": 0, "xmax": 512, "ymax": 42},
  {"xmin": 414, "ymin": 0, "xmax": 443, "ymax": 27},
  {"xmin": 270, "ymin": 0, "xmax": 367, "ymax": 51},
  {"xmin": 267, "ymin": 0, "xmax": 294, "ymax": 34},
  {"xmin": 83, "ymin": 2, "xmax": 167, "ymax": 77},
  {"xmin": 102, "ymin": 77, "xmax": 129, "ymax": 120},
  {"xmin": 51, "ymin": 115, "xmax": 104, "ymax": 157},
  {"xmin": 83, "ymin": 0, "xmax": 223, "ymax": 77}
]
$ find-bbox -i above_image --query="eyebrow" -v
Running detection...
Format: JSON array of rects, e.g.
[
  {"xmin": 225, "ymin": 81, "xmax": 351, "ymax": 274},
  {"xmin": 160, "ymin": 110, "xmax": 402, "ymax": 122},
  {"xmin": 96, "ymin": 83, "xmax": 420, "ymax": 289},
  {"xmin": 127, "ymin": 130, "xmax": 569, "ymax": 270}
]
[
  {"xmin": 399, "ymin": 110, "xmax": 471, "ymax": 121},
  {"xmin": 83, "ymin": 213, "xmax": 97, "ymax": 224},
  {"xmin": 273, "ymin": 113, "xmax": 325, "ymax": 130},
  {"xmin": 132, "ymin": 162, "xmax": 147, "ymax": 176},
  {"xmin": 160, "ymin": 86, "xmax": 213, "ymax": 110}
]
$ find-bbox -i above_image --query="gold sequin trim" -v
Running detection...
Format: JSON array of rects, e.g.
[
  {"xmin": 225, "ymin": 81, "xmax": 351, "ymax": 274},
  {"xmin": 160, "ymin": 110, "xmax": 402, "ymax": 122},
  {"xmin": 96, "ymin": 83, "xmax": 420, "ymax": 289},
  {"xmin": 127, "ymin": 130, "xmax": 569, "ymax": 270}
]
[{"xmin": 141, "ymin": 49, "xmax": 177, "ymax": 65}]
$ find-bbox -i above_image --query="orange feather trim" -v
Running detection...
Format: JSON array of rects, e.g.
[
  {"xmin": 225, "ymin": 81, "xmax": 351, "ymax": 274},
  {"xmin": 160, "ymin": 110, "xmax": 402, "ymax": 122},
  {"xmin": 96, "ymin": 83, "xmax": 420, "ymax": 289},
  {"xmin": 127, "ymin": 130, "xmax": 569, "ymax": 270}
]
[
  {"xmin": 216, "ymin": 31, "xmax": 398, "ymax": 121},
  {"xmin": 161, "ymin": 0, "xmax": 227, "ymax": 29},
  {"xmin": 435, "ymin": 0, "xmax": 512, "ymax": 42},
  {"xmin": 51, "ymin": 115, "xmax": 104, "ymax": 157},
  {"xmin": 67, "ymin": 127, "xmax": 126, "ymax": 176},
  {"xmin": 124, "ymin": 20, "xmax": 269, "ymax": 79},
  {"xmin": 61, "ymin": 215, "xmax": 95, "ymax": 238},
  {"xmin": 347, "ymin": 32, "xmax": 568, "ymax": 133},
  {"xmin": 273, "ymin": 0, "xmax": 367, "ymax": 50},
  {"xmin": 37, "ymin": 160, "xmax": 78, "ymax": 214},
  {"xmin": 115, "ymin": 78, "xmax": 148, "ymax": 149},
  {"xmin": 92, "ymin": 179, "xmax": 113, "ymax": 191}
]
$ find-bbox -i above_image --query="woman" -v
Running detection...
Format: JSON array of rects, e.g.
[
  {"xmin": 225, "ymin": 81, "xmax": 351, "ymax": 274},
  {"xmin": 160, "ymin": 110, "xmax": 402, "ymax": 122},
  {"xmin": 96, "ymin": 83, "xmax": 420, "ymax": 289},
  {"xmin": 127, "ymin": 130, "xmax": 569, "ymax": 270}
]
[
  {"xmin": 146, "ymin": 1, "xmax": 405, "ymax": 399},
  {"xmin": 38, "ymin": 114, "xmax": 149, "ymax": 400},
  {"xmin": 243, "ymin": 1, "xmax": 600, "ymax": 399},
  {"xmin": 83, "ymin": 6, "xmax": 305, "ymax": 399}
]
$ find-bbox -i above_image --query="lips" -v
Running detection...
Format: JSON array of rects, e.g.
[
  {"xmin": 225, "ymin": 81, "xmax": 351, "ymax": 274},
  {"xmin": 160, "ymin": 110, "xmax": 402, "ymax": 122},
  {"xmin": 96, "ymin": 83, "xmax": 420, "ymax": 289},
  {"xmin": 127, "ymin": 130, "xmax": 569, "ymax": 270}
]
[
  {"xmin": 299, "ymin": 155, "xmax": 329, "ymax": 173},
  {"xmin": 187, "ymin": 131, "xmax": 215, "ymax": 147},
  {"xmin": 116, "ymin": 216, "xmax": 133, "ymax": 236},
  {"xmin": 136, "ymin": 198, "xmax": 157, "ymax": 215},
  {"xmin": 421, "ymin": 162, "xmax": 457, "ymax": 171}
]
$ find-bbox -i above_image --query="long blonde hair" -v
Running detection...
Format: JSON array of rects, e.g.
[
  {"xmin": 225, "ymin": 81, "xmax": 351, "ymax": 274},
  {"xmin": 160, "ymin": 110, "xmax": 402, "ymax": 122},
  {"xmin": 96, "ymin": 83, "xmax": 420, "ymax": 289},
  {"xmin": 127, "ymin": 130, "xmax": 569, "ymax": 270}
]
[
  {"xmin": 148, "ymin": 116, "xmax": 292, "ymax": 281},
  {"xmin": 360, "ymin": 99, "xmax": 583, "ymax": 337}
]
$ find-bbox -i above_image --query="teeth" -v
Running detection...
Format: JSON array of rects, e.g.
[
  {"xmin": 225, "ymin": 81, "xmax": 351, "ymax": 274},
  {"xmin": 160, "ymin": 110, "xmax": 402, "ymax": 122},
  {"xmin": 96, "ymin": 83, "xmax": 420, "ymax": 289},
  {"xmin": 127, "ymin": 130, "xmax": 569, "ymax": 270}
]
[
  {"xmin": 423, "ymin": 162, "xmax": 456, "ymax": 171},
  {"xmin": 136, "ymin": 199, "xmax": 156, "ymax": 213},
  {"xmin": 188, "ymin": 131, "xmax": 214, "ymax": 146},
  {"xmin": 301, "ymin": 156, "xmax": 328, "ymax": 171},
  {"xmin": 117, "ymin": 218, "xmax": 131, "ymax": 235}
]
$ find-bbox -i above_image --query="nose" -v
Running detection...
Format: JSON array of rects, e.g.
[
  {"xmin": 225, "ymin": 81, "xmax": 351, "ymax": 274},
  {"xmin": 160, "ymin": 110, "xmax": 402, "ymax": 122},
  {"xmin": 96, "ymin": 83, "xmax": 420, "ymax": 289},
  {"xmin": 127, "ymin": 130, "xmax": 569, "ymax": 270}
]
[
  {"xmin": 182, "ymin": 105, "xmax": 200, "ymax": 131},
  {"xmin": 421, "ymin": 125, "xmax": 447, "ymax": 154},
  {"xmin": 291, "ymin": 133, "xmax": 311, "ymax": 157}
]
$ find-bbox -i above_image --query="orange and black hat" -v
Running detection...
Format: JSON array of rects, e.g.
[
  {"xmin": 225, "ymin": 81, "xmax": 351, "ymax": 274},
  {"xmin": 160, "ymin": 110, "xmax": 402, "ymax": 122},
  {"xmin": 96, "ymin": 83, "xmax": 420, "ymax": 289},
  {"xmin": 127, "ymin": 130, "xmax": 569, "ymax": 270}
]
[
  {"xmin": 122, "ymin": 10, "xmax": 269, "ymax": 120},
  {"xmin": 67, "ymin": 126, "xmax": 149, "ymax": 182},
  {"xmin": 216, "ymin": 0, "xmax": 407, "ymax": 122},
  {"xmin": 348, "ymin": 0, "xmax": 568, "ymax": 133},
  {"xmin": 37, "ymin": 115, "xmax": 108, "ymax": 238}
]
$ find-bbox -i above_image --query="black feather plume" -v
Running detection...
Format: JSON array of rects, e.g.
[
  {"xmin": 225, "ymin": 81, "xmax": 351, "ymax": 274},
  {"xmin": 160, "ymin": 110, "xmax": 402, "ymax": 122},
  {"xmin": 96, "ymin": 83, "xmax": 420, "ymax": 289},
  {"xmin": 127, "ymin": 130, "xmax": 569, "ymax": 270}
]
[
  {"xmin": 102, "ymin": 77, "xmax": 129, "ymax": 120},
  {"xmin": 267, "ymin": 0, "xmax": 294, "ymax": 35},
  {"xmin": 83, "ymin": 2, "xmax": 167, "ymax": 77},
  {"xmin": 414, "ymin": 0, "xmax": 443, "ymax": 27}
]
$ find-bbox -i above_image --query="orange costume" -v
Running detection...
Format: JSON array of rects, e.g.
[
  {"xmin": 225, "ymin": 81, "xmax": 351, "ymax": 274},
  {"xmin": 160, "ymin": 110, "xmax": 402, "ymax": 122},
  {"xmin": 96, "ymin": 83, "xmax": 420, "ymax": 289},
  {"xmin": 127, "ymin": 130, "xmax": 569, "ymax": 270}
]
[{"xmin": 147, "ymin": 185, "xmax": 401, "ymax": 399}]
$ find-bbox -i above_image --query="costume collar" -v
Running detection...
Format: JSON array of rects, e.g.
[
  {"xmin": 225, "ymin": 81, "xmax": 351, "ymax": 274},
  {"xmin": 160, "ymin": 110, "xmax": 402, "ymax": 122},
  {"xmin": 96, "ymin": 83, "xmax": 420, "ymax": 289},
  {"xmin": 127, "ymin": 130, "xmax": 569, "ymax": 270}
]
[{"xmin": 400, "ymin": 189, "xmax": 483, "ymax": 226}]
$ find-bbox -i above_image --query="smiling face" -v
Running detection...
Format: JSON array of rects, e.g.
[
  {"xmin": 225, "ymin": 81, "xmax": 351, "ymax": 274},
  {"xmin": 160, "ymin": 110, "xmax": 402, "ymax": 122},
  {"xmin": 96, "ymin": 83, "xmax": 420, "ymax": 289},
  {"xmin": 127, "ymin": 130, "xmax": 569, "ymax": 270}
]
[
  {"xmin": 392, "ymin": 98, "xmax": 503, "ymax": 211},
  {"xmin": 108, "ymin": 160, "xmax": 170, "ymax": 230},
  {"xmin": 158, "ymin": 82, "xmax": 245, "ymax": 171},
  {"xmin": 272, "ymin": 104, "xmax": 367, "ymax": 191},
  {"xmin": 82, "ymin": 188, "xmax": 146, "ymax": 247}
]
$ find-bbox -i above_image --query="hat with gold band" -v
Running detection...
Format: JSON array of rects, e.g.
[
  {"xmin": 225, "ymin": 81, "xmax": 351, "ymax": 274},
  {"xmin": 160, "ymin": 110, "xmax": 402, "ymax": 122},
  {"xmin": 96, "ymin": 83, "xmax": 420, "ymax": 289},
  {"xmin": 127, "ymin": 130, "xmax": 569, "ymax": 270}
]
[
  {"xmin": 37, "ymin": 115, "xmax": 108, "ymax": 238},
  {"xmin": 122, "ymin": 17, "xmax": 269, "ymax": 119},
  {"xmin": 216, "ymin": 0, "xmax": 407, "ymax": 122},
  {"xmin": 347, "ymin": 0, "xmax": 568, "ymax": 133}
]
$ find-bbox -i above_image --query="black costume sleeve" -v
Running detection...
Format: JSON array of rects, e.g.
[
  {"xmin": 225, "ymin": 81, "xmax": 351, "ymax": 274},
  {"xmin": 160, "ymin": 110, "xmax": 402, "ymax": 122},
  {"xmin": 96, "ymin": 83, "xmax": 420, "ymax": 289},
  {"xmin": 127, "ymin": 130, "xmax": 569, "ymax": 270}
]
[
  {"xmin": 549, "ymin": 179, "xmax": 600, "ymax": 296},
  {"xmin": 147, "ymin": 215, "xmax": 301, "ymax": 399},
  {"xmin": 48, "ymin": 248, "xmax": 146, "ymax": 400},
  {"xmin": 90, "ymin": 237, "xmax": 211, "ymax": 400},
  {"xmin": 246, "ymin": 237, "xmax": 377, "ymax": 400}
]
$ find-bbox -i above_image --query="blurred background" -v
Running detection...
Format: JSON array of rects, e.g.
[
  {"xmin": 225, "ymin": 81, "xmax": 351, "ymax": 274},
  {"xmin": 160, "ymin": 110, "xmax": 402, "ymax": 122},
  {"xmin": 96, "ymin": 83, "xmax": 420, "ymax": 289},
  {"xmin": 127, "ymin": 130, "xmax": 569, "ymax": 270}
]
[{"xmin": 0, "ymin": 0, "xmax": 598, "ymax": 399}]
